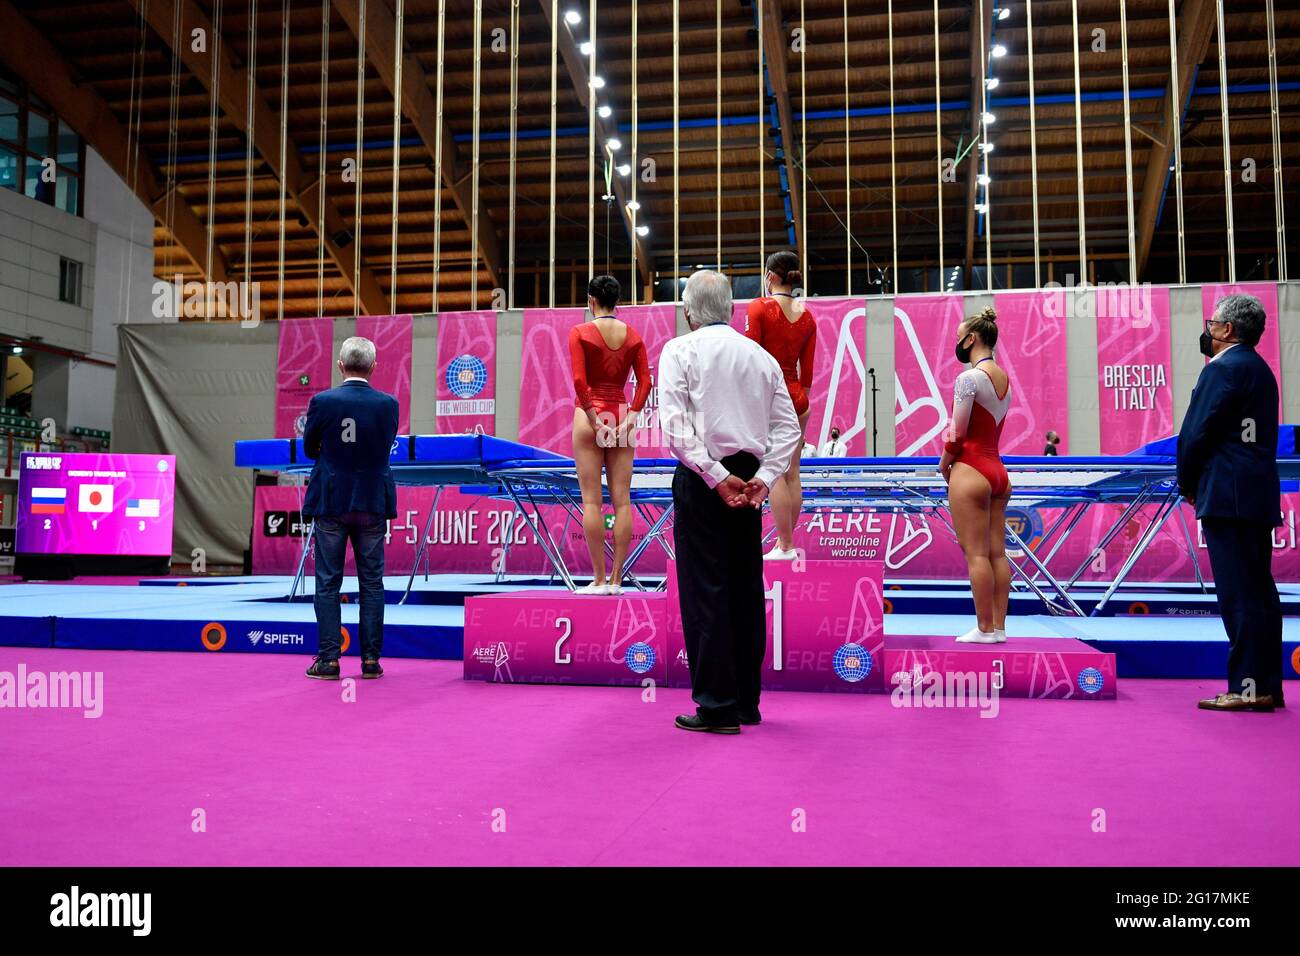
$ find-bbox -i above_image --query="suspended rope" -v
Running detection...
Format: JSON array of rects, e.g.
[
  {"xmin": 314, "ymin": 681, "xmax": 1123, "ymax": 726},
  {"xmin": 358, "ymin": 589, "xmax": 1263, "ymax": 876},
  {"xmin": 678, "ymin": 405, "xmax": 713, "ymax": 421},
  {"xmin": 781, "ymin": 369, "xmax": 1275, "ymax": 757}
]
[
  {"xmin": 245, "ymin": 0, "xmax": 258, "ymax": 294},
  {"xmin": 843, "ymin": 0, "xmax": 850, "ymax": 296},
  {"xmin": 206, "ymin": 0, "xmax": 224, "ymax": 301},
  {"xmin": 353, "ymin": 0, "xmax": 367, "ymax": 313},
  {"xmin": 317, "ymin": 0, "xmax": 329, "ymax": 317},
  {"xmin": 277, "ymin": 0, "xmax": 291, "ymax": 321},
  {"xmin": 164, "ymin": 0, "xmax": 182, "ymax": 278},
  {"xmin": 1027, "ymin": 0, "xmax": 1040, "ymax": 287},
  {"xmin": 799, "ymin": 0, "xmax": 807, "ymax": 286},
  {"xmin": 672, "ymin": 0, "xmax": 679, "ymax": 301},
  {"xmin": 587, "ymin": 0, "xmax": 595, "ymax": 287},
  {"xmin": 391, "ymin": 0, "xmax": 406, "ymax": 310},
  {"xmin": 1266, "ymin": 0, "xmax": 1286, "ymax": 280},
  {"xmin": 1215, "ymin": 0, "xmax": 1236, "ymax": 281},
  {"xmin": 1167, "ymin": 0, "xmax": 1186, "ymax": 283},
  {"xmin": 887, "ymin": 0, "xmax": 897, "ymax": 289},
  {"xmin": 1070, "ymin": 0, "xmax": 1086, "ymax": 280},
  {"xmin": 432, "ymin": 0, "xmax": 445, "ymax": 311},
  {"xmin": 716, "ymin": 0, "xmax": 722, "ymax": 268},
  {"xmin": 757, "ymin": 0, "xmax": 764, "ymax": 278},
  {"xmin": 549, "ymin": 0, "xmax": 558, "ymax": 308},
  {"xmin": 508, "ymin": 0, "xmax": 519, "ymax": 308},
  {"xmin": 933, "ymin": 0, "xmax": 943, "ymax": 279},
  {"xmin": 1120, "ymin": 0, "xmax": 1136, "ymax": 281},
  {"xmin": 979, "ymin": 0, "xmax": 990, "ymax": 290},
  {"xmin": 124, "ymin": 0, "xmax": 149, "ymax": 322}
]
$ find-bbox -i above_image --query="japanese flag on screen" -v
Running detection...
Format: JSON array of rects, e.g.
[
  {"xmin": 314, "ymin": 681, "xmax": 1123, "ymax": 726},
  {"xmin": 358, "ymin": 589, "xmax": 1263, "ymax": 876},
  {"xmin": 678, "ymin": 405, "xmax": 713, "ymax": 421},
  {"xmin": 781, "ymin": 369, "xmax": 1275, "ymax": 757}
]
[{"xmin": 78, "ymin": 484, "xmax": 114, "ymax": 513}]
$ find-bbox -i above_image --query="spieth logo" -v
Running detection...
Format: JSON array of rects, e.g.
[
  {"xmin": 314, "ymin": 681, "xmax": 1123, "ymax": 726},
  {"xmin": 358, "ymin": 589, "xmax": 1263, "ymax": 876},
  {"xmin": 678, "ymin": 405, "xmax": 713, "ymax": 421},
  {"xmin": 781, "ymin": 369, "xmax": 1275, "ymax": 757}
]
[
  {"xmin": 248, "ymin": 630, "xmax": 305, "ymax": 647},
  {"xmin": 471, "ymin": 642, "xmax": 510, "ymax": 667}
]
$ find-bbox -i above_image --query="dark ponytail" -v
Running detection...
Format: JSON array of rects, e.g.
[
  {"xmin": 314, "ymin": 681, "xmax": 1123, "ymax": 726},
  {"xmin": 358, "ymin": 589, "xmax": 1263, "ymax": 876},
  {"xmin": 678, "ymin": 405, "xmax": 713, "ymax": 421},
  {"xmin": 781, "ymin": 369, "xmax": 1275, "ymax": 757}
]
[{"xmin": 765, "ymin": 250, "xmax": 803, "ymax": 291}]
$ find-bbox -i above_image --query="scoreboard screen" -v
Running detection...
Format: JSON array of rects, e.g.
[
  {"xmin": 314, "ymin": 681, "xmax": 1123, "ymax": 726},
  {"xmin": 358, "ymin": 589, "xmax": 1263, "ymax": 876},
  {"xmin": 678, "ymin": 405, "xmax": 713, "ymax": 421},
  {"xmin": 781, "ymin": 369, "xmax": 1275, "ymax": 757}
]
[{"xmin": 16, "ymin": 452, "xmax": 176, "ymax": 557}]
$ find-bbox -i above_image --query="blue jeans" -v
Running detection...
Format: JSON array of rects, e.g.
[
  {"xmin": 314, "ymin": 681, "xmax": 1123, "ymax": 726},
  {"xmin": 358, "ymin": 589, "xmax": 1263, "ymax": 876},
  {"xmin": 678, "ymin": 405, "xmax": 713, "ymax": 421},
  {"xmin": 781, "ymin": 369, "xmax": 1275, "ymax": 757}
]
[{"xmin": 312, "ymin": 511, "xmax": 386, "ymax": 662}]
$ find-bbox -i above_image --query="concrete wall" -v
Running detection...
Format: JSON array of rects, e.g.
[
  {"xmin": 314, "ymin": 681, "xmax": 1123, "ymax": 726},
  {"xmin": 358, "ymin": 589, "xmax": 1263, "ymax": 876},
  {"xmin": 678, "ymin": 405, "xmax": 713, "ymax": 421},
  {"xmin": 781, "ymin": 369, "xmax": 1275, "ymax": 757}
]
[{"xmin": 0, "ymin": 147, "xmax": 154, "ymax": 434}]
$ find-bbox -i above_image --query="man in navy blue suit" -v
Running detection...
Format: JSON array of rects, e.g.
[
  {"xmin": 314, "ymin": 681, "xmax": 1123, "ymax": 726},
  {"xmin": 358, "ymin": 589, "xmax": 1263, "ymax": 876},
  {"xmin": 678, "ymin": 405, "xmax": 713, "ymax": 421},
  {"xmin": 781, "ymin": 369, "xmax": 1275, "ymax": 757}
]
[
  {"xmin": 302, "ymin": 336, "xmax": 399, "ymax": 680},
  {"xmin": 1178, "ymin": 294, "xmax": 1285, "ymax": 712}
]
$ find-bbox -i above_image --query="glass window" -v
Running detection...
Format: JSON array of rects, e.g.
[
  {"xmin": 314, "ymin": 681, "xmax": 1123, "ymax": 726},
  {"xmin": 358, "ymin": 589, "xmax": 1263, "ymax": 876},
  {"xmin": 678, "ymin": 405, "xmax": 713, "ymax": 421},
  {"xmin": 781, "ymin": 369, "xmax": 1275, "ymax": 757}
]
[
  {"xmin": 0, "ymin": 146, "xmax": 17, "ymax": 190},
  {"xmin": 0, "ymin": 96, "xmax": 17, "ymax": 145},
  {"xmin": 59, "ymin": 258, "xmax": 83, "ymax": 305},
  {"xmin": 57, "ymin": 122, "xmax": 79, "ymax": 172},
  {"xmin": 56, "ymin": 174, "xmax": 78, "ymax": 214},
  {"xmin": 24, "ymin": 155, "xmax": 54, "ymax": 203},
  {"xmin": 26, "ymin": 111, "xmax": 49, "ymax": 159}
]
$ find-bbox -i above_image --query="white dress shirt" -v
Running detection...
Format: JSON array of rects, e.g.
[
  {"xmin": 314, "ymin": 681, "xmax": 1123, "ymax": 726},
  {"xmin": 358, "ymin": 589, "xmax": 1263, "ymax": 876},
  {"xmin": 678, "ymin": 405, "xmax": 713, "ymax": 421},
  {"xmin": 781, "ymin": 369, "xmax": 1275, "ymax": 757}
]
[
  {"xmin": 658, "ymin": 323, "xmax": 803, "ymax": 489},
  {"xmin": 1210, "ymin": 342, "xmax": 1238, "ymax": 363},
  {"xmin": 818, "ymin": 438, "xmax": 848, "ymax": 457}
]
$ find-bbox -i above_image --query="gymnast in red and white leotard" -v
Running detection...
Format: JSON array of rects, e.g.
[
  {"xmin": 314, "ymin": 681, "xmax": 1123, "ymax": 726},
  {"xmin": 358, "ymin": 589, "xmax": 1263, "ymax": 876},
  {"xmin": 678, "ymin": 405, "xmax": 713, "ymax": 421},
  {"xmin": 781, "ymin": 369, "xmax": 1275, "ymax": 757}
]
[
  {"xmin": 745, "ymin": 251, "xmax": 816, "ymax": 560},
  {"xmin": 569, "ymin": 275, "xmax": 651, "ymax": 596},
  {"xmin": 938, "ymin": 307, "xmax": 1013, "ymax": 645}
]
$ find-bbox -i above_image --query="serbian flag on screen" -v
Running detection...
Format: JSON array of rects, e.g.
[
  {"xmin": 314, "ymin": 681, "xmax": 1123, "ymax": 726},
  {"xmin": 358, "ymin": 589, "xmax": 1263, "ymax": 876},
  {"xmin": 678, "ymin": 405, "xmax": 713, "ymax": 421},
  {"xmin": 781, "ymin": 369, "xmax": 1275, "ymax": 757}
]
[
  {"xmin": 30, "ymin": 487, "xmax": 66, "ymax": 514},
  {"xmin": 78, "ymin": 484, "xmax": 114, "ymax": 513},
  {"xmin": 126, "ymin": 498, "xmax": 160, "ymax": 518}
]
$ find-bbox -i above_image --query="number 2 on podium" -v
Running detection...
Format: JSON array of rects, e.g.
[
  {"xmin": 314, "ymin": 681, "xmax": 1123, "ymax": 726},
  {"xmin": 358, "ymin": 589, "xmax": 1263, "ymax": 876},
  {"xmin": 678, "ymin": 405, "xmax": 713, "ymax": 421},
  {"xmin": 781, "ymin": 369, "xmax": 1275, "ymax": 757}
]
[{"xmin": 554, "ymin": 616, "xmax": 573, "ymax": 664}]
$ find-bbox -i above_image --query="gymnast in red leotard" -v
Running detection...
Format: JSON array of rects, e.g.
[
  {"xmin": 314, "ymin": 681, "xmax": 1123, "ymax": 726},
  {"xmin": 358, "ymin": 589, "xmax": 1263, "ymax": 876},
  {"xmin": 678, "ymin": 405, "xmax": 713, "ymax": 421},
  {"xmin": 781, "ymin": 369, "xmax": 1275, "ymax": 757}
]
[
  {"xmin": 938, "ymin": 307, "xmax": 1013, "ymax": 645},
  {"xmin": 569, "ymin": 275, "xmax": 652, "ymax": 596},
  {"xmin": 745, "ymin": 250, "xmax": 816, "ymax": 561}
]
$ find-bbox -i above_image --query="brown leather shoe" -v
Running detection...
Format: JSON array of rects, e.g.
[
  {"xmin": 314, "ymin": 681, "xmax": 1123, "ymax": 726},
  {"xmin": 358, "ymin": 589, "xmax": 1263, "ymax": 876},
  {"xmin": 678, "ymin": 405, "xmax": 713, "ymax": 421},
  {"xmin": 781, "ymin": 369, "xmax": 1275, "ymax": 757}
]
[{"xmin": 1197, "ymin": 692, "xmax": 1275, "ymax": 712}]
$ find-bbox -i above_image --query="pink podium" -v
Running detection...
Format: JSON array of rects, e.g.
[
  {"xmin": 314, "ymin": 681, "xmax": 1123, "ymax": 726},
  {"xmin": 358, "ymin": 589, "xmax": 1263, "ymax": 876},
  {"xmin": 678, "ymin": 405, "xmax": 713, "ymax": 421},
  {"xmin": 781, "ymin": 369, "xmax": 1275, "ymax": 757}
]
[{"xmin": 462, "ymin": 559, "xmax": 1117, "ymax": 700}]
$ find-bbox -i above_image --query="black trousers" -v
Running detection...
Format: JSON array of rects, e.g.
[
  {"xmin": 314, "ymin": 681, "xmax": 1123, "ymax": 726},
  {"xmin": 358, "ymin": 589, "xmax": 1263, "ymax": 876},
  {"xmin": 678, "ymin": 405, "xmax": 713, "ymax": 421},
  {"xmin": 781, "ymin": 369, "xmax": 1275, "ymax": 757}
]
[
  {"xmin": 672, "ymin": 453, "xmax": 766, "ymax": 725},
  {"xmin": 1202, "ymin": 517, "xmax": 1285, "ymax": 702}
]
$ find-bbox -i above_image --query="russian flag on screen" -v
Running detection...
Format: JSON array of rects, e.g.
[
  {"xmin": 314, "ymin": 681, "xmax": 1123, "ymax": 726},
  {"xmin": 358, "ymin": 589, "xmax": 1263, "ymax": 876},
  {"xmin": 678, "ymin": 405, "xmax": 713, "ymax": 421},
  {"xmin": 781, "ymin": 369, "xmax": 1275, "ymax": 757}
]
[
  {"xmin": 126, "ymin": 498, "xmax": 161, "ymax": 518},
  {"xmin": 30, "ymin": 487, "xmax": 67, "ymax": 514}
]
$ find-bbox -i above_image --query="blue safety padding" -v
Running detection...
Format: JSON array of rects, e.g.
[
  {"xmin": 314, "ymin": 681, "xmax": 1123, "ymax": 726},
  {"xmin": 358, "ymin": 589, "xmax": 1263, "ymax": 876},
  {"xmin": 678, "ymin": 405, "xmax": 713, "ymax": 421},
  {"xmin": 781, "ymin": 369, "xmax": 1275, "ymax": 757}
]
[
  {"xmin": 0, "ymin": 614, "xmax": 55, "ymax": 647},
  {"xmin": 479, "ymin": 436, "xmax": 566, "ymax": 466},
  {"xmin": 410, "ymin": 434, "xmax": 487, "ymax": 464},
  {"xmin": 234, "ymin": 438, "xmax": 294, "ymax": 467}
]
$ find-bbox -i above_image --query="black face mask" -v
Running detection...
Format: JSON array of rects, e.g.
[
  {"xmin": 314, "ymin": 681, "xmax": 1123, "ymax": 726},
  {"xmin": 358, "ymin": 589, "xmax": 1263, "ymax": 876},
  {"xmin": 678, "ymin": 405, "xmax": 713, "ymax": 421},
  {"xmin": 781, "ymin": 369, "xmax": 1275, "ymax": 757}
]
[
  {"xmin": 955, "ymin": 334, "xmax": 974, "ymax": 364},
  {"xmin": 1198, "ymin": 330, "xmax": 1215, "ymax": 357}
]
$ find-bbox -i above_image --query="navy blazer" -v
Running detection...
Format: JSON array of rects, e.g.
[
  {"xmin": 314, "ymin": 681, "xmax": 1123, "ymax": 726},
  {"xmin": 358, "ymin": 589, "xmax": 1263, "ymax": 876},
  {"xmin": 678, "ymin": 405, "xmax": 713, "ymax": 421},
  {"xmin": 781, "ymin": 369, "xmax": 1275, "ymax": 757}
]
[
  {"xmin": 302, "ymin": 380, "xmax": 400, "ymax": 519},
  {"xmin": 1176, "ymin": 344, "xmax": 1281, "ymax": 526}
]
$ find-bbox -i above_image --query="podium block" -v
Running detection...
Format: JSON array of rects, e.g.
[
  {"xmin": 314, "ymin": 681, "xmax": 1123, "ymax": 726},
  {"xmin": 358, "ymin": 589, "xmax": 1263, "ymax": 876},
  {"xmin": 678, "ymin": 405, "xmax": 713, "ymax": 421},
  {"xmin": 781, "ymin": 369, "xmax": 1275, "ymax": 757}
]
[
  {"xmin": 885, "ymin": 635, "xmax": 1118, "ymax": 700},
  {"xmin": 463, "ymin": 591, "xmax": 667, "ymax": 685},
  {"xmin": 666, "ymin": 558, "xmax": 886, "ymax": 694}
]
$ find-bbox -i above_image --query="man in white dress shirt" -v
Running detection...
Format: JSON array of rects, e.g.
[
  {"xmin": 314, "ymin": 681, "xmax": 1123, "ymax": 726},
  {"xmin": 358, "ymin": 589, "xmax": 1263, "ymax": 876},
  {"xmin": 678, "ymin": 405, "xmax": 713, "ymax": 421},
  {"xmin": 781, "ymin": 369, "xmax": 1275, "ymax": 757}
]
[
  {"xmin": 819, "ymin": 427, "xmax": 848, "ymax": 458},
  {"xmin": 658, "ymin": 271, "xmax": 803, "ymax": 733}
]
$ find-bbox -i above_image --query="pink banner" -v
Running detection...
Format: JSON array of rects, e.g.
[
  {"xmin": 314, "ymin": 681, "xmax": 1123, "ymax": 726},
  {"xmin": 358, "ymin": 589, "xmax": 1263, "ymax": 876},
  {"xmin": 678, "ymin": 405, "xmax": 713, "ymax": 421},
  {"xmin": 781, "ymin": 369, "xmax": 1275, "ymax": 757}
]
[
  {"xmin": 1096, "ymin": 285, "xmax": 1173, "ymax": 454},
  {"xmin": 730, "ymin": 297, "xmax": 868, "ymax": 454},
  {"xmin": 518, "ymin": 308, "xmax": 585, "ymax": 452},
  {"xmin": 1201, "ymin": 282, "xmax": 1283, "ymax": 414},
  {"xmin": 894, "ymin": 294, "xmax": 965, "ymax": 456},
  {"xmin": 436, "ymin": 310, "xmax": 497, "ymax": 435},
  {"xmin": 356, "ymin": 313, "xmax": 413, "ymax": 433},
  {"xmin": 990, "ymin": 291, "xmax": 1072, "ymax": 454},
  {"xmin": 274, "ymin": 317, "xmax": 333, "ymax": 438},
  {"xmin": 618, "ymin": 304, "xmax": 676, "ymax": 455}
]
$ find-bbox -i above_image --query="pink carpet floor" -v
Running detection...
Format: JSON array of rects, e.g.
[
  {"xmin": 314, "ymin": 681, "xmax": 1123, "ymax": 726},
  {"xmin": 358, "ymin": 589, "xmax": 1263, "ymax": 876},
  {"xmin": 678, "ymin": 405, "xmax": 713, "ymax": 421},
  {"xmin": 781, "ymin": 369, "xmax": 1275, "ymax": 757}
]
[{"xmin": 1, "ymin": 647, "xmax": 1295, "ymax": 866}]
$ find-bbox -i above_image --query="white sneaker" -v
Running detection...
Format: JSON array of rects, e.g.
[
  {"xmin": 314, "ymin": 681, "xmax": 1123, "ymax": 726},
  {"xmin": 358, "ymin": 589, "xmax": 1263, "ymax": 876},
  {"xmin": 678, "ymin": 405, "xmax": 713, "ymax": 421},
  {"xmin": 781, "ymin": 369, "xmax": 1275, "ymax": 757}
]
[
  {"xmin": 763, "ymin": 545, "xmax": 798, "ymax": 561},
  {"xmin": 955, "ymin": 626, "xmax": 1000, "ymax": 644},
  {"xmin": 576, "ymin": 583, "xmax": 610, "ymax": 595},
  {"xmin": 606, "ymin": 584, "xmax": 623, "ymax": 596},
  {"xmin": 993, "ymin": 628, "xmax": 1007, "ymax": 643}
]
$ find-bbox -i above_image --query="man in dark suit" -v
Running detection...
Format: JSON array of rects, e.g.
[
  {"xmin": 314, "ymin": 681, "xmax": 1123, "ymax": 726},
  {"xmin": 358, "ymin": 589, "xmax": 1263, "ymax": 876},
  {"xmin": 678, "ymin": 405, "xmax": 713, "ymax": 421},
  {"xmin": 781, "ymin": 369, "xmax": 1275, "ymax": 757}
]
[
  {"xmin": 1177, "ymin": 294, "xmax": 1285, "ymax": 712},
  {"xmin": 302, "ymin": 336, "xmax": 399, "ymax": 681}
]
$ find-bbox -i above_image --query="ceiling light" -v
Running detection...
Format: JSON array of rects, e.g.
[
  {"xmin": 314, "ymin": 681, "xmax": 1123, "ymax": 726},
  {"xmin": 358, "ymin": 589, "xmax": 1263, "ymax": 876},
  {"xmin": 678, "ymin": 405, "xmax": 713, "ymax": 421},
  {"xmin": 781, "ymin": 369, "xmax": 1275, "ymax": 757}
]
[
  {"xmin": 982, "ymin": 111, "xmax": 997, "ymax": 125},
  {"xmin": 597, "ymin": 104, "xmax": 612, "ymax": 118},
  {"xmin": 607, "ymin": 138, "xmax": 622, "ymax": 151},
  {"xmin": 985, "ymin": 77, "xmax": 1000, "ymax": 90},
  {"xmin": 579, "ymin": 40, "xmax": 594, "ymax": 56},
  {"xmin": 636, "ymin": 225, "xmax": 650, "ymax": 236},
  {"xmin": 991, "ymin": 44, "xmax": 1007, "ymax": 58},
  {"xmin": 975, "ymin": 202, "xmax": 989, "ymax": 214},
  {"xmin": 998, "ymin": 7, "xmax": 1010, "ymax": 20},
  {"xmin": 980, "ymin": 141, "xmax": 995, "ymax": 153},
  {"xmin": 565, "ymin": 10, "xmax": 582, "ymax": 26},
  {"xmin": 591, "ymin": 75, "xmax": 606, "ymax": 89},
  {"xmin": 978, "ymin": 173, "xmax": 991, "ymax": 186},
  {"xmin": 626, "ymin": 200, "xmax": 641, "ymax": 211},
  {"xmin": 616, "ymin": 163, "xmax": 632, "ymax": 176}
]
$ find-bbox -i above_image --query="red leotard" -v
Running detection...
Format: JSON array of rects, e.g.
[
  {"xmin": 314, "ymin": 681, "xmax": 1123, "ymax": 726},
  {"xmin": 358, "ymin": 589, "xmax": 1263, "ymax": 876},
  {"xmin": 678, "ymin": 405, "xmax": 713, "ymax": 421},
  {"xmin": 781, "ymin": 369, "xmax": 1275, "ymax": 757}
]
[
  {"xmin": 744, "ymin": 297, "xmax": 817, "ymax": 416},
  {"xmin": 569, "ymin": 320, "xmax": 652, "ymax": 424},
  {"xmin": 943, "ymin": 364, "xmax": 1012, "ymax": 497}
]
